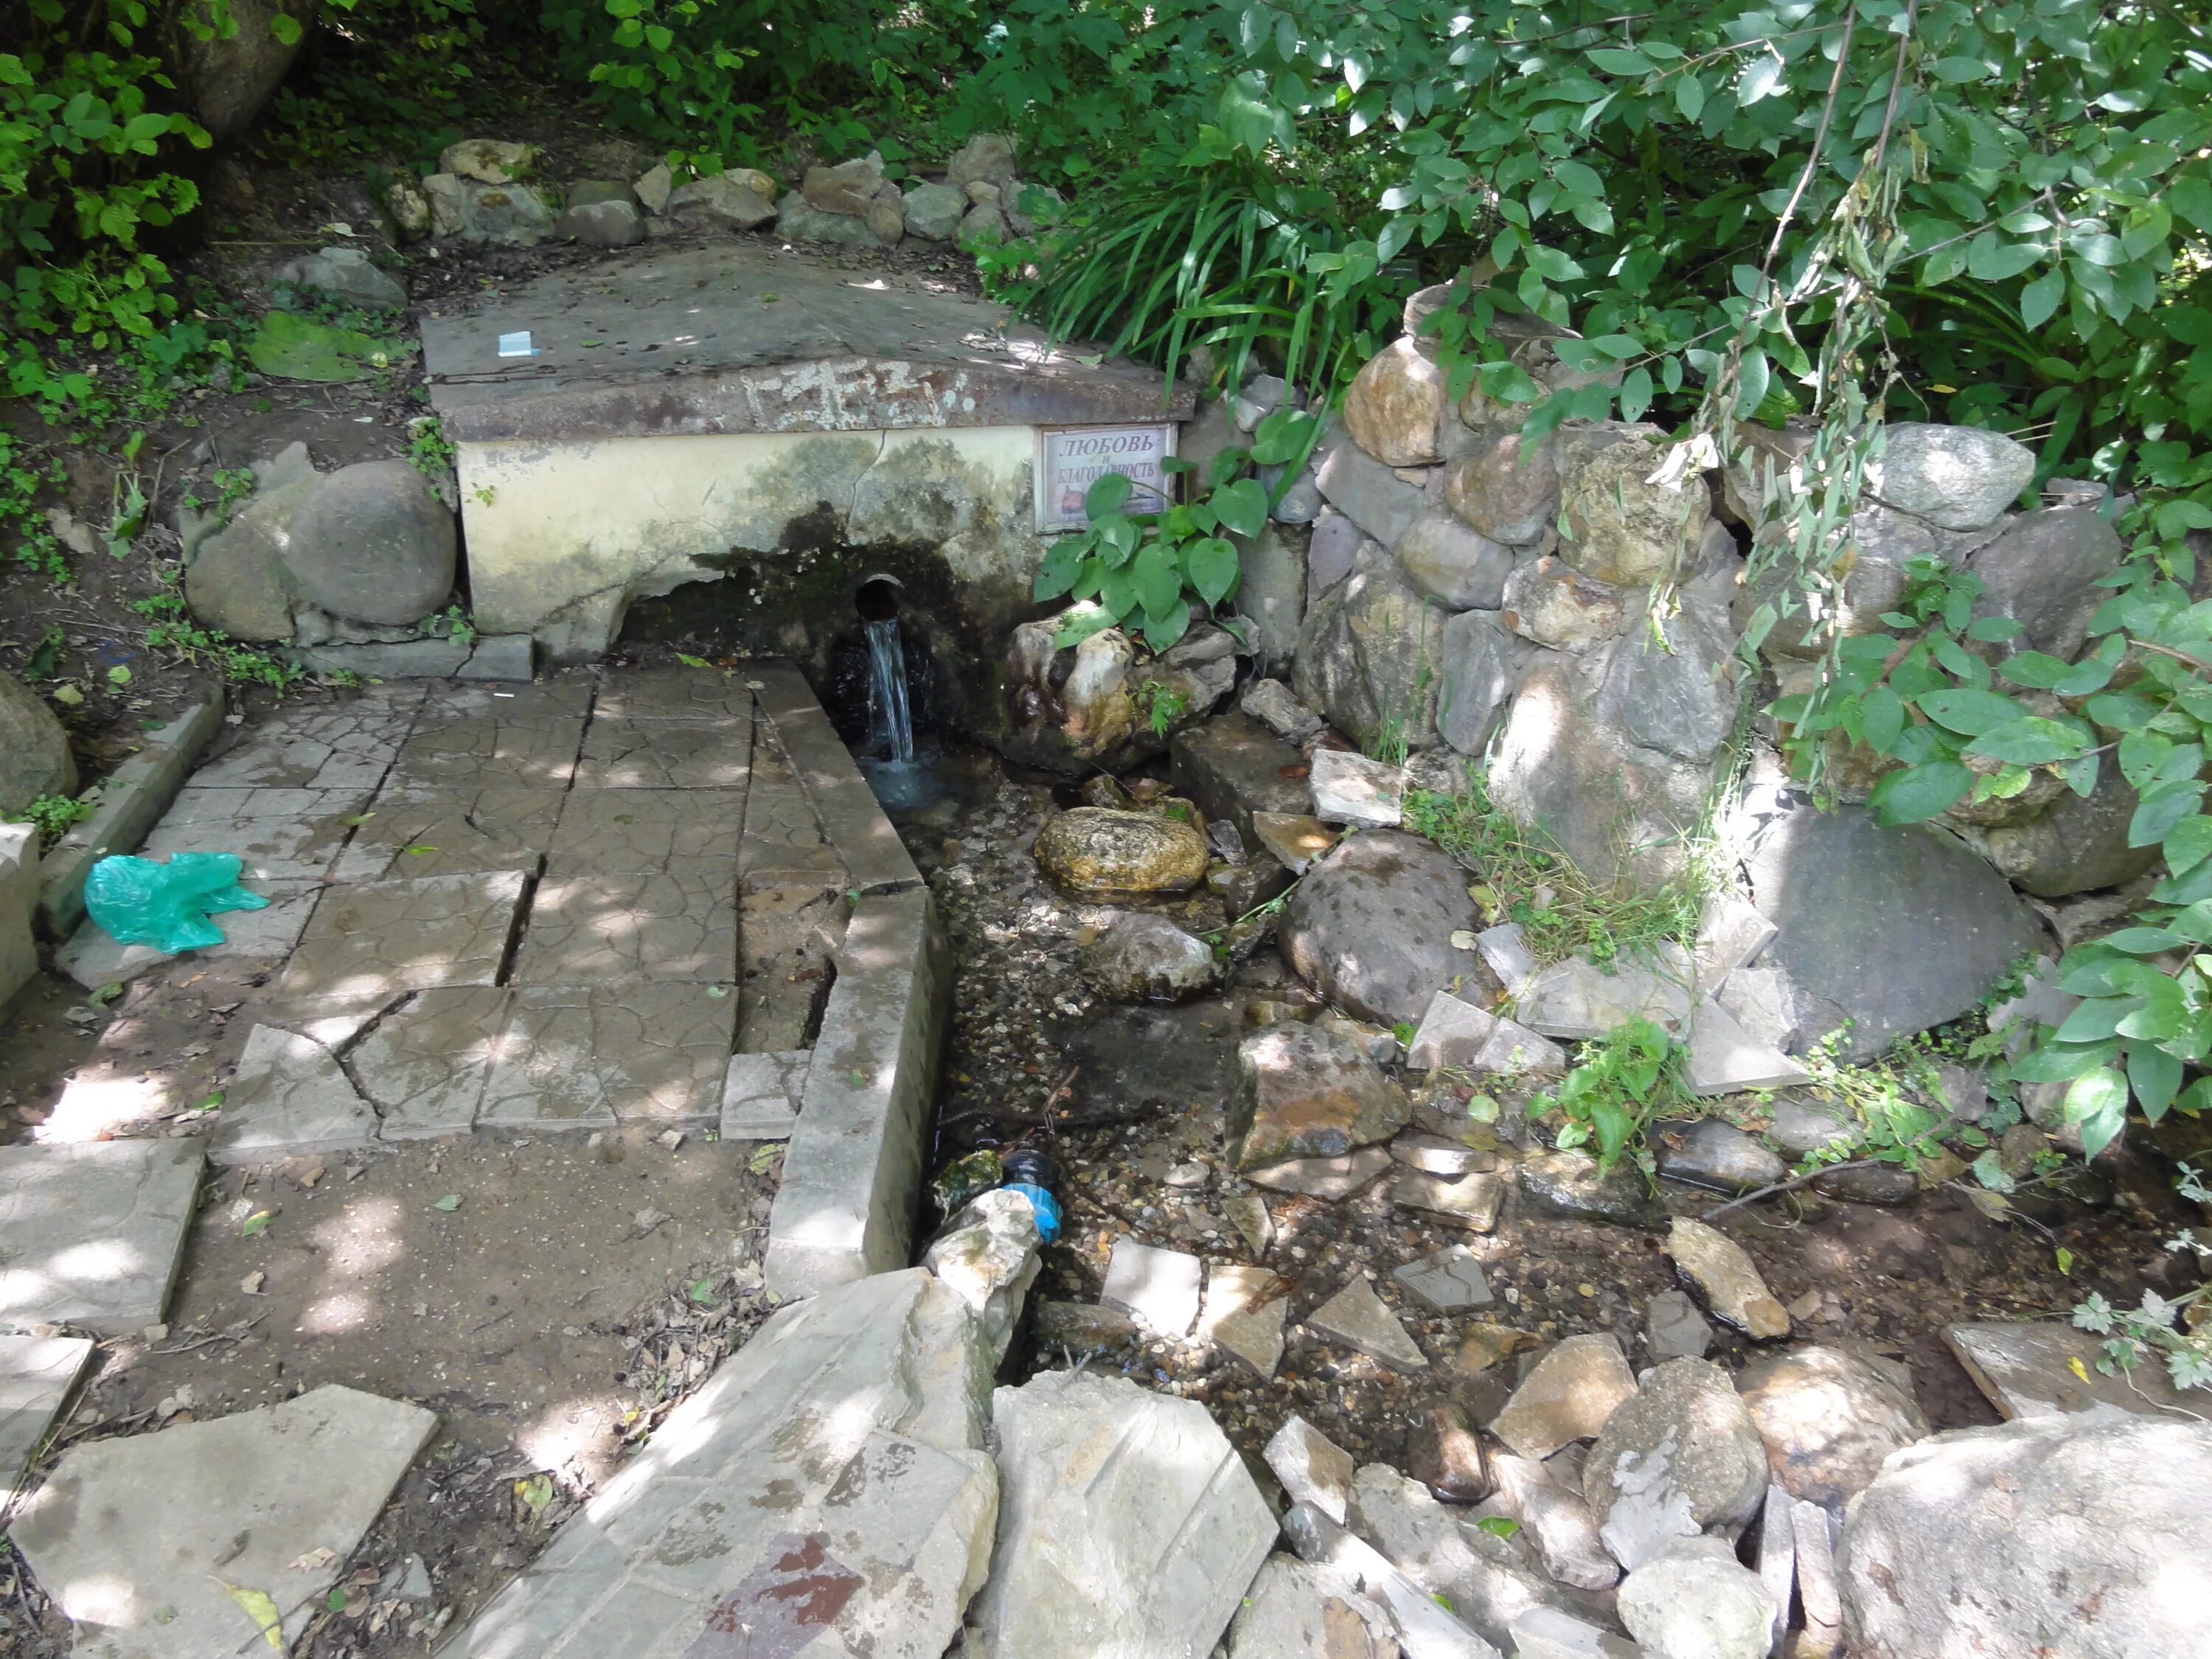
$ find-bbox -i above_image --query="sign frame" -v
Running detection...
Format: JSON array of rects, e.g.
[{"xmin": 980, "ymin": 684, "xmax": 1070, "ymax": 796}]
[{"xmin": 1034, "ymin": 422, "xmax": 1179, "ymax": 535}]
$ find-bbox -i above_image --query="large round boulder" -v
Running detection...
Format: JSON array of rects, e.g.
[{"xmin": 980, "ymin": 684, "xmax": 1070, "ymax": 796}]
[
  {"xmin": 1866, "ymin": 422, "xmax": 2036, "ymax": 533},
  {"xmin": 1444, "ymin": 427, "xmax": 1561, "ymax": 546},
  {"xmin": 0, "ymin": 671, "xmax": 75, "ymax": 818},
  {"xmin": 1585, "ymin": 1357, "xmax": 1769, "ymax": 1570},
  {"xmin": 1555, "ymin": 425, "xmax": 1710, "ymax": 587},
  {"xmin": 282, "ymin": 459, "xmax": 456, "ymax": 627},
  {"xmin": 1279, "ymin": 829, "xmax": 1487, "ymax": 1026},
  {"xmin": 1839, "ymin": 1411, "xmax": 2212, "ymax": 1658},
  {"xmin": 1736, "ymin": 1344, "xmax": 1928, "ymax": 1509},
  {"xmin": 1034, "ymin": 808, "xmax": 1208, "ymax": 898},
  {"xmin": 1343, "ymin": 338, "xmax": 1446, "ymax": 467},
  {"xmin": 1079, "ymin": 911, "xmax": 1222, "ymax": 1001},
  {"xmin": 166, "ymin": 0, "xmax": 312, "ymax": 142}
]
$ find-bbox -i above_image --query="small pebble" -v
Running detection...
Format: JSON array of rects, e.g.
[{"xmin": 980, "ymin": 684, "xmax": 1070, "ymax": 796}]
[{"xmin": 658, "ymin": 1130, "xmax": 686, "ymax": 1151}]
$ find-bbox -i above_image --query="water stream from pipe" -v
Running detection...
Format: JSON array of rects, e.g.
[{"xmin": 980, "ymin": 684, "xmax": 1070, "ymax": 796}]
[{"xmin": 865, "ymin": 616, "xmax": 915, "ymax": 765}]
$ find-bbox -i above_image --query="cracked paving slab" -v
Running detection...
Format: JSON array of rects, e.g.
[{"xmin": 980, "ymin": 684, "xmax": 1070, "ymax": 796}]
[
  {"xmin": 57, "ymin": 877, "xmax": 324, "ymax": 990},
  {"xmin": 211, "ymin": 1023, "xmax": 380, "ymax": 1166},
  {"xmin": 389, "ymin": 714, "xmax": 588, "ymax": 791},
  {"xmin": 331, "ymin": 783, "xmax": 566, "ymax": 881},
  {"xmin": 739, "ymin": 779, "xmax": 846, "ymax": 889},
  {"xmin": 189, "ymin": 703, "xmax": 414, "ymax": 791},
  {"xmin": 141, "ymin": 787, "xmax": 364, "ymax": 880},
  {"xmin": 276, "ymin": 870, "xmax": 529, "ymax": 1002},
  {"xmin": 10, "ymin": 1383, "xmax": 438, "ymax": 1659},
  {"xmin": 348, "ymin": 986, "xmax": 514, "ymax": 1138},
  {"xmin": 513, "ymin": 863, "xmax": 740, "ymax": 984},
  {"xmin": 721, "ymin": 1050, "xmax": 811, "ymax": 1140},
  {"xmin": 589, "ymin": 665, "xmax": 757, "ymax": 722},
  {"xmin": 479, "ymin": 984, "xmax": 737, "ymax": 1131},
  {"xmin": 547, "ymin": 789, "xmax": 742, "ymax": 874},
  {"xmin": 0, "ymin": 1139, "xmax": 203, "ymax": 1333},
  {"xmin": 574, "ymin": 715, "xmax": 754, "ymax": 789},
  {"xmin": 0, "ymin": 1334, "xmax": 94, "ymax": 1495}
]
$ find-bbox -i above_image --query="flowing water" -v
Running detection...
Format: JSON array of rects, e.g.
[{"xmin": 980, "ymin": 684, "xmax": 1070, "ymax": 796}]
[{"xmin": 865, "ymin": 616, "xmax": 916, "ymax": 765}]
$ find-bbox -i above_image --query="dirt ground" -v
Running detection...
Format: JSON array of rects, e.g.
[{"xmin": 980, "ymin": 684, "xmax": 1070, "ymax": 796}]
[
  {"xmin": 907, "ymin": 750, "xmax": 2205, "ymax": 1478},
  {"xmin": 1, "ymin": 1129, "xmax": 779, "ymax": 1657}
]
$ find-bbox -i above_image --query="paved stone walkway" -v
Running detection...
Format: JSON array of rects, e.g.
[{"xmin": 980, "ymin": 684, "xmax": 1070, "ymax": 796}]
[{"xmin": 51, "ymin": 666, "xmax": 859, "ymax": 1158}]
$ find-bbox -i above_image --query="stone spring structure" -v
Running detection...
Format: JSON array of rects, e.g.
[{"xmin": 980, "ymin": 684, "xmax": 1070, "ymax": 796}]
[{"xmin": 419, "ymin": 244, "xmax": 1194, "ymax": 714}]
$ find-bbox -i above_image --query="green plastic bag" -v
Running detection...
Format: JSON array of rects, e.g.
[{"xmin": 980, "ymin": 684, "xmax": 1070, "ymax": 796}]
[{"xmin": 83, "ymin": 852, "xmax": 270, "ymax": 953}]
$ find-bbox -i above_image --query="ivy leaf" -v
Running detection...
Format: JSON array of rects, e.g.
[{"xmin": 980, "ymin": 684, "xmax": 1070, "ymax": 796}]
[
  {"xmin": 1183, "ymin": 537, "xmax": 1239, "ymax": 606},
  {"xmin": 2020, "ymin": 266, "xmax": 2067, "ymax": 330},
  {"xmin": 1085, "ymin": 473, "xmax": 1133, "ymax": 522},
  {"xmin": 1617, "ymin": 364, "xmax": 1652, "ymax": 423},
  {"xmin": 1248, "ymin": 407, "xmax": 1315, "ymax": 466},
  {"xmin": 2129, "ymin": 779, "xmax": 2206, "ymax": 847},
  {"xmin": 2062, "ymin": 1068, "xmax": 2129, "ymax": 1160},
  {"xmin": 1131, "ymin": 542, "xmax": 1183, "ymax": 620},
  {"xmin": 2163, "ymin": 815, "xmax": 2212, "ymax": 879},
  {"xmin": 1867, "ymin": 760, "xmax": 1973, "ymax": 824},
  {"xmin": 1032, "ymin": 536, "xmax": 1087, "ymax": 601},
  {"xmin": 2126, "ymin": 1043, "xmax": 2183, "ymax": 1119},
  {"xmin": 1860, "ymin": 685, "xmax": 1906, "ymax": 754},
  {"xmin": 1964, "ymin": 716, "xmax": 2087, "ymax": 765},
  {"xmin": 1919, "ymin": 688, "xmax": 2025, "ymax": 735},
  {"xmin": 1214, "ymin": 477, "xmax": 1270, "ymax": 538}
]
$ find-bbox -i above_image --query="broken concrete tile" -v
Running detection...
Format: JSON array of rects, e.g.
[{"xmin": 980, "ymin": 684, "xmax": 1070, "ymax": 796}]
[
  {"xmin": 58, "ymin": 877, "xmax": 323, "ymax": 990},
  {"xmin": 1390, "ymin": 1168, "xmax": 1505, "ymax": 1232},
  {"xmin": 1470, "ymin": 1015, "xmax": 1567, "ymax": 1079},
  {"xmin": 330, "ymin": 783, "xmax": 564, "ymax": 881},
  {"xmin": 511, "ymin": 862, "xmax": 739, "ymax": 984},
  {"xmin": 1755, "ymin": 1484, "xmax": 1795, "ymax": 1655},
  {"xmin": 1225, "ymin": 1190, "xmax": 1274, "ymax": 1256},
  {"xmin": 1683, "ymin": 998, "xmax": 1810, "ymax": 1096},
  {"xmin": 11, "ymin": 1384, "xmax": 437, "ymax": 1659},
  {"xmin": 1265, "ymin": 1415, "xmax": 1357, "ymax": 1526},
  {"xmin": 1307, "ymin": 1276, "xmax": 1427, "ymax": 1371},
  {"xmin": 1225, "ymin": 1553, "xmax": 1397, "ymax": 1659},
  {"xmin": 1244, "ymin": 1147, "xmax": 1394, "ymax": 1200},
  {"xmin": 1645, "ymin": 1289, "xmax": 1714, "ymax": 1362},
  {"xmin": 1278, "ymin": 1501, "xmax": 1502, "ymax": 1659},
  {"xmin": 390, "ymin": 711, "xmax": 586, "ymax": 790},
  {"xmin": 0, "ymin": 1334, "xmax": 94, "ymax": 1491},
  {"xmin": 189, "ymin": 705, "xmax": 408, "ymax": 791},
  {"xmin": 1666, "ymin": 1216, "xmax": 1789, "ymax": 1340},
  {"xmin": 0, "ymin": 1140, "xmax": 201, "ymax": 1333},
  {"xmin": 141, "ymin": 787, "xmax": 361, "ymax": 879},
  {"xmin": 1792, "ymin": 1497, "xmax": 1843, "ymax": 1657},
  {"xmin": 1198, "ymin": 1263, "xmax": 1290, "ymax": 1380},
  {"xmin": 966, "ymin": 1369, "xmax": 1275, "ymax": 1657},
  {"xmin": 1307, "ymin": 748, "xmax": 1405, "ymax": 828},
  {"xmin": 1475, "ymin": 922, "xmax": 1538, "ymax": 999},
  {"xmin": 212, "ymin": 1024, "xmax": 380, "ymax": 1165},
  {"xmin": 1518, "ymin": 950, "xmax": 1694, "ymax": 1040},
  {"xmin": 546, "ymin": 787, "xmax": 742, "ymax": 874},
  {"xmin": 720, "ymin": 1049, "xmax": 810, "ymax": 1140},
  {"xmin": 1394, "ymin": 1244, "xmax": 1494, "ymax": 1313},
  {"xmin": 276, "ymin": 871, "xmax": 529, "ymax": 1001},
  {"xmin": 1492, "ymin": 1454, "xmax": 1619, "ymax": 1592},
  {"xmin": 451, "ymin": 1270, "xmax": 998, "ymax": 1659},
  {"xmin": 1509, "ymin": 1605, "xmax": 1643, "ymax": 1659},
  {"xmin": 1340, "ymin": 1462, "xmax": 1586, "ymax": 1652},
  {"xmin": 1489, "ymin": 1333, "xmax": 1636, "ymax": 1460},
  {"xmin": 923, "ymin": 1189, "xmax": 1043, "ymax": 1368},
  {"xmin": 1391, "ymin": 1133, "xmax": 1496, "ymax": 1178},
  {"xmin": 349, "ymin": 987, "xmax": 512, "ymax": 1138},
  {"xmin": 1250, "ymin": 811, "xmax": 1339, "ymax": 875},
  {"xmin": 1944, "ymin": 1320, "xmax": 2202, "ymax": 1420},
  {"xmin": 479, "ymin": 984, "xmax": 737, "ymax": 1130},
  {"xmin": 1694, "ymin": 892, "xmax": 1777, "ymax": 992},
  {"xmin": 1406, "ymin": 990, "xmax": 1496, "ymax": 1071},
  {"xmin": 1101, "ymin": 1237, "xmax": 1203, "ymax": 1338},
  {"xmin": 574, "ymin": 716, "xmax": 753, "ymax": 789}
]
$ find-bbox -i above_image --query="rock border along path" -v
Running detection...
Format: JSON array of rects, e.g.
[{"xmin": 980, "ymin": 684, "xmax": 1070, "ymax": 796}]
[{"xmin": 34, "ymin": 661, "xmax": 940, "ymax": 1301}]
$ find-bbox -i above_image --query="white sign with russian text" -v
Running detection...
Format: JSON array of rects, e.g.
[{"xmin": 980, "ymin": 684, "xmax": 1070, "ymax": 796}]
[{"xmin": 1035, "ymin": 424, "xmax": 1176, "ymax": 532}]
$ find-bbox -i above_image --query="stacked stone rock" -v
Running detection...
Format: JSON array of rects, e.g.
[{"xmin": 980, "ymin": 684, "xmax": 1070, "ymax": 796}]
[{"xmin": 387, "ymin": 131, "xmax": 1063, "ymax": 254}]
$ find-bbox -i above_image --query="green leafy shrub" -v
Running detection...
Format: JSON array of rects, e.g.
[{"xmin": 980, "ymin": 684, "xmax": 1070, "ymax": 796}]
[
  {"xmin": 14, "ymin": 791, "xmax": 96, "ymax": 849},
  {"xmin": 1540, "ymin": 1018, "xmax": 1681, "ymax": 1175}
]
